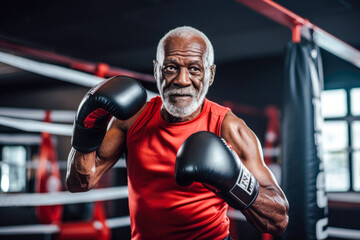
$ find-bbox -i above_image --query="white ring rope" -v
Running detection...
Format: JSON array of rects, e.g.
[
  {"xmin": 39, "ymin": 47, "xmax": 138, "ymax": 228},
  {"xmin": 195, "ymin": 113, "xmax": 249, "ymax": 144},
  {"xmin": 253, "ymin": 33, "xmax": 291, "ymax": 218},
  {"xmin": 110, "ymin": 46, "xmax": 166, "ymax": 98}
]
[
  {"xmin": 0, "ymin": 108, "xmax": 75, "ymax": 123},
  {"xmin": 0, "ymin": 158, "xmax": 126, "ymax": 169},
  {"xmin": 327, "ymin": 227, "xmax": 360, "ymax": 240},
  {"xmin": 0, "ymin": 214, "xmax": 358, "ymax": 240},
  {"xmin": 0, "ymin": 51, "xmax": 158, "ymax": 99},
  {"xmin": 224, "ymin": 210, "xmax": 360, "ymax": 239},
  {"xmin": 105, "ymin": 216, "xmax": 131, "ymax": 229},
  {"xmin": 0, "ymin": 116, "xmax": 73, "ymax": 136},
  {"xmin": 0, "ymin": 224, "xmax": 60, "ymax": 235},
  {"xmin": 0, "ymin": 133, "xmax": 43, "ymax": 145},
  {"xmin": 0, "ymin": 186, "xmax": 128, "ymax": 207},
  {"xmin": 0, "ymin": 51, "xmax": 102, "ymax": 87},
  {"xmin": 327, "ymin": 192, "xmax": 360, "ymax": 204},
  {"xmin": 0, "ymin": 216, "xmax": 131, "ymax": 235}
]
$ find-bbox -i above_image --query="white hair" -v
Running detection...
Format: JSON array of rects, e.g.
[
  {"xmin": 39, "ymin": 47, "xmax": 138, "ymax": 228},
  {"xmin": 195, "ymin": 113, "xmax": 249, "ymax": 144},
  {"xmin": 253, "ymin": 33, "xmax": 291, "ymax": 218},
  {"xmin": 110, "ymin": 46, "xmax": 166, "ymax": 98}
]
[
  {"xmin": 156, "ymin": 26, "xmax": 214, "ymax": 67},
  {"xmin": 154, "ymin": 26, "xmax": 215, "ymax": 118},
  {"xmin": 154, "ymin": 26, "xmax": 214, "ymax": 89}
]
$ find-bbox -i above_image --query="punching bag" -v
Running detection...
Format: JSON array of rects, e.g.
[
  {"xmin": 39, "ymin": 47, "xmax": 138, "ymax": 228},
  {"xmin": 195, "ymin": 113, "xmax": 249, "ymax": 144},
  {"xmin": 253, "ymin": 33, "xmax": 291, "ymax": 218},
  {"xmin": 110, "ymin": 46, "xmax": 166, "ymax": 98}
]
[
  {"xmin": 36, "ymin": 111, "xmax": 63, "ymax": 224},
  {"xmin": 281, "ymin": 39, "xmax": 328, "ymax": 240}
]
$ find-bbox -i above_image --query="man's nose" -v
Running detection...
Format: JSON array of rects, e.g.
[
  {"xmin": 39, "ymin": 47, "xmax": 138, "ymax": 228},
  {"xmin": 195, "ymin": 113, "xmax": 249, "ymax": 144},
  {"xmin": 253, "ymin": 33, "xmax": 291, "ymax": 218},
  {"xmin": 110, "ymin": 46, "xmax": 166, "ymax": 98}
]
[{"xmin": 173, "ymin": 68, "xmax": 191, "ymax": 87}]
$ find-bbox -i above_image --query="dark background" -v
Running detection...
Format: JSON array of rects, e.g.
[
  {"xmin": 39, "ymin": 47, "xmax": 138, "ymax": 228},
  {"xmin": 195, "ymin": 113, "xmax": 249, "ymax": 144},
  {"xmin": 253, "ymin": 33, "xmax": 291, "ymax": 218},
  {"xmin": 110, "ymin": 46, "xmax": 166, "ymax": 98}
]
[{"xmin": 0, "ymin": 0, "xmax": 359, "ymax": 239}]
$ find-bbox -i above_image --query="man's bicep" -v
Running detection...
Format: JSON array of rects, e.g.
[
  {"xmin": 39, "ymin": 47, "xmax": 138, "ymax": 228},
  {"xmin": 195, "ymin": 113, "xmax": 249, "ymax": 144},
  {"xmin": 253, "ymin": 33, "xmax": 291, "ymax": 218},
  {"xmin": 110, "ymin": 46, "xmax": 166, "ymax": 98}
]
[
  {"xmin": 221, "ymin": 111, "xmax": 261, "ymax": 163},
  {"xmin": 98, "ymin": 118, "xmax": 127, "ymax": 162},
  {"xmin": 221, "ymin": 112, "xmax": 279, "ymax": 188}
]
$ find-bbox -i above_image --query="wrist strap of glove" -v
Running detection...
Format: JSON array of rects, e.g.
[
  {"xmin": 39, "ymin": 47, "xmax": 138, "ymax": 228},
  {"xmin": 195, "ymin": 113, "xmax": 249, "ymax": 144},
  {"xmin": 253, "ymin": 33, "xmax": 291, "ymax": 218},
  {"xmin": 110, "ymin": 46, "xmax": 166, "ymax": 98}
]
[
  {"xmin": 217, "ymin": 167, "xmax": 259, "ymax": 210},
  {"xmin": 71, "ymin": 124, "xmax": 107, "ymax": 153}
]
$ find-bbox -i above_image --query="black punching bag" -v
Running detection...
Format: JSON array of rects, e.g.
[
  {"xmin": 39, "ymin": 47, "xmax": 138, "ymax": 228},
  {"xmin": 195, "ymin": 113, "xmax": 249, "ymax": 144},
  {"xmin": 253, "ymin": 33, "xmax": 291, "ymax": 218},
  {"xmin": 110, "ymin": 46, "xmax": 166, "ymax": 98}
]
[{"xmin": 281, "ymin": 39, "xmax": 328, "ymax": 240}]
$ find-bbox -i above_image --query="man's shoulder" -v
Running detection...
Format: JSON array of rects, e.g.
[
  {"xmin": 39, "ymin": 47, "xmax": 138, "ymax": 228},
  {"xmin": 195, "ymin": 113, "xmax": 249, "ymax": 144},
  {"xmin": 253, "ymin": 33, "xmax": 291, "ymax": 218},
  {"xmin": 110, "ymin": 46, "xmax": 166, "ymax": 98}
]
[
  {"xmin": 113, "ymin": 101, "xmax": 150, "ymax": 132},
  {"xmin": 221, "ymin": 110, "xmax": 251, "ymax": 137},
  {"xmin": 206, "ymin": 98, "xmax": 231, "ymax": 115}
]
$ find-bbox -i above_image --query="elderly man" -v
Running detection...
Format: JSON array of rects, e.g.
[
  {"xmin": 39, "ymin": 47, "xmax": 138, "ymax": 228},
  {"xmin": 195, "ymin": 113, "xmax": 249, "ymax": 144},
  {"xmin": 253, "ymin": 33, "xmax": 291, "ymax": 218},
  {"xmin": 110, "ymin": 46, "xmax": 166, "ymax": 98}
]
[{"xmin": 66, "ymin": 26, "xmax": 289, "ymax": 240}]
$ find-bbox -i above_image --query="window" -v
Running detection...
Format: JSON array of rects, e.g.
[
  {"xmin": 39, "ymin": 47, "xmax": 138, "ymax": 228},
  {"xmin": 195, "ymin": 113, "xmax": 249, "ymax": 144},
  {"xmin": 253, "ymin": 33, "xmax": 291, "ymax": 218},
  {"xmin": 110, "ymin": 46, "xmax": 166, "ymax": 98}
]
[
  {"xmin": 322, "ymin": 89, "xmax": 347, "ymax": 117},
  {"xmin": 322, "ymin": 88, "xmax": 360, "ymax": 192},
  {"xmin": 352, "ymin": 121, "xmax": 360, "ymax": 191},
  {"xmin": 353, "ymin": 151, "xmax": 360, "ymax": 191},
  {"xmin": 350, "ymin": 88, "xmax": 360, "ymax": 115},
  {"xmin": 323, "ymin": 121, "xmax": 349, "ymax": 191},
  {"xmin": 0, "ymin": 146, "xmax": 27, "ymax": 192}
]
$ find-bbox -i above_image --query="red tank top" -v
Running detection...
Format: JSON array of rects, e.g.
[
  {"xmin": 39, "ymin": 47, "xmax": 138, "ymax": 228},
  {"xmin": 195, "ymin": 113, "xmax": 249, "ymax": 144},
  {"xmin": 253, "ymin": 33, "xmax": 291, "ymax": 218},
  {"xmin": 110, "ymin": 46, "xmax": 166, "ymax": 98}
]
[{"xmin": 126, "ymin": 96, "xmax": 230, "ymax": 240}]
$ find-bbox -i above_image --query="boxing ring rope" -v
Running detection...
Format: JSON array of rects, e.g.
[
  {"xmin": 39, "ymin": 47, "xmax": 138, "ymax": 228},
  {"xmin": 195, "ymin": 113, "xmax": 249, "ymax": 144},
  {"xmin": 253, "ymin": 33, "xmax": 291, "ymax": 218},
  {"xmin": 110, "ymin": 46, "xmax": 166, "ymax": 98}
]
[
  {"xmin": 0, "ymin": 51, "xmax": 158, "ymax": 98},
  {"xmin": 0, "ymin": 40, "xmax": 155, "ymax": 83},
  {"xmin": 0, "ymin": 133, "xmax": 43, "ymax": 145},
  {"xmin": 0, "ymin": 115, "xmax": 72, "ymax": 136},
  {"xmin": 0, "ymin": 156, "xmax": 127, "ymax": 170},
  {"xmin": 0, "ymin": 216, "xmax": 131, "ymax": 235},
  {"xmin": 0, "ymin": 51, "xmax": 101, "ymax": 87},
  {"xmin": 0, "ymin": 108, "xmax": 75, "ymax": 122},
  {"xmin": 236, "ymin": 0, "xmax": 360, "ymax": 68},
  {"xmin": 0, "ymin": 186, "xmax": 128, "ymax": 207},
  {"xmin": 0, "ymin": 107, "xmax": 280, "ymax": 159},
  {"xmin": 0, "ymin": 217, "xmax": 131, "ymax": 235},
  {"xmin": 2, "ymin": 220, "xmax": 359, "ymax": 239}
]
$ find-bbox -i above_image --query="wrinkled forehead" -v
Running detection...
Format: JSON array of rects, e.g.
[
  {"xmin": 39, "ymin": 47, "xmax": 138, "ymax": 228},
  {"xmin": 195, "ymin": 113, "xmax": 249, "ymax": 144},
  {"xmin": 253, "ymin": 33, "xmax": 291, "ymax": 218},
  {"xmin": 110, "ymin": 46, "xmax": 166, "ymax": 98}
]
[{"xmin": 164, "ymin": 35, "xmax": 207, "ymax": 58}]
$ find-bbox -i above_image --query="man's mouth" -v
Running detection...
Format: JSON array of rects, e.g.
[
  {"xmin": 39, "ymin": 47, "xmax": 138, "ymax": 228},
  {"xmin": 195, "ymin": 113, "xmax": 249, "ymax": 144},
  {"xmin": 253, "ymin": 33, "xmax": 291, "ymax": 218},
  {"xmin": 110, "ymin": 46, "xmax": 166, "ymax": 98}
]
[
  {"xmin": 169, "ymin": 94, "xmax": 193, "ymax": 100},
  {"xmin": 170, "ymin": 93, "xmax": 192, "ymax": 96}
]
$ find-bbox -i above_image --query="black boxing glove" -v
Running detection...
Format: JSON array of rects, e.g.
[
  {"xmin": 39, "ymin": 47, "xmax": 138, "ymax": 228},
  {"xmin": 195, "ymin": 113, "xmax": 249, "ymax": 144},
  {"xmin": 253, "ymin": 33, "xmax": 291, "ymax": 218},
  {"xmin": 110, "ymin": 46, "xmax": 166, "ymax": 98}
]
[
  {"xmin": 175, "ymin": 131, "xmax": 259, "ymax": 210},
  {"xmin": 72, "ymin": 76, "xmax": 147, "ymax": 153}
]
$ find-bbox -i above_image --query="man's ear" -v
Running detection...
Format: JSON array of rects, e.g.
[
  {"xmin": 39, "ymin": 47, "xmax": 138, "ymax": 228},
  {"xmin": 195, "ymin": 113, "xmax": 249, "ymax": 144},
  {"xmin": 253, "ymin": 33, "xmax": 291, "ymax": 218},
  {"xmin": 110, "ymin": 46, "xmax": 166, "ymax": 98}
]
[
  {"xmin": 209, "ymin": 64, "xmax": 216, "ymax": 86},
  {"xmin": 153, "ymin": 60, "xmax": 158, "ymax": 79}
]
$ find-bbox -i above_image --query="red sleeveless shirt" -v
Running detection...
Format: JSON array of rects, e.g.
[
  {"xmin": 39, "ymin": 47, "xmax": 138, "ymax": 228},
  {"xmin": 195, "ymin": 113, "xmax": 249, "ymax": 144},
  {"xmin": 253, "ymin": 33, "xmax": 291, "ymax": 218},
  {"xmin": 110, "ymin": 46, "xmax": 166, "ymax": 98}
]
[{"xmin": 126, "ymin": 96, "xmax": 230, "ymax": 240}]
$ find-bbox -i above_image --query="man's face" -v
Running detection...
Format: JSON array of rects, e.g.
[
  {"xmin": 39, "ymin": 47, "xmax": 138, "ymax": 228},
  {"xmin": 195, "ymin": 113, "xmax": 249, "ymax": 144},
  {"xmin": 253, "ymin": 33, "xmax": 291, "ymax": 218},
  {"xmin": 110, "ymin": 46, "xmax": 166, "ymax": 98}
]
[{"xmin": 157, "ymin": 35, "xmax": 211, "ymax": 118}]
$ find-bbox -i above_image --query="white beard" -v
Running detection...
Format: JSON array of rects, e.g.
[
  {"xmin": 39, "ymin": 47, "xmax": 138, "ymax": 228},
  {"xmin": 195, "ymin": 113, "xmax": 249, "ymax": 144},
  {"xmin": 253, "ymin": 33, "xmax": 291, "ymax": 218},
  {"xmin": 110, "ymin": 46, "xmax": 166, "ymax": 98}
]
[{"xmin": 160, "ymin": 77, "xmax": 210, "ymax": 118}]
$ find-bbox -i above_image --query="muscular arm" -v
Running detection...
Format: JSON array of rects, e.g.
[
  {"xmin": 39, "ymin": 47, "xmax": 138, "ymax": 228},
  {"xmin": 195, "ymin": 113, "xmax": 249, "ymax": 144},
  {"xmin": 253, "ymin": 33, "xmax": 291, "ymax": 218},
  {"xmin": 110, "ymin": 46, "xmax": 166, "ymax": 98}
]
[
  {"xmin": 66, "ymin": 76, "xmax": 147, "ymax": 192},
  {"xmin": 66, "ymin": 118, "xmax": 126, "ymax": 192},
  {"xmin": 221, "ymin": 111, "xmax": 289, "ymax": 235},
  {"xmin": 66, "ymin": 102, "xmax": 147, "ymax": 192}
]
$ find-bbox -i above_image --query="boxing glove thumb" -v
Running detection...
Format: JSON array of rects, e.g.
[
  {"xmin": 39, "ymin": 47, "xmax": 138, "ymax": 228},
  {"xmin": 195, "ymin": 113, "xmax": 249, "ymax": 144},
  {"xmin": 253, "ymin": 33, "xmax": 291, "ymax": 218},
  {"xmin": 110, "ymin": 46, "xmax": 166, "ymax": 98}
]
[{"xmin": 72, "ymin": 76, "xmax": 147, "ymax": 152}]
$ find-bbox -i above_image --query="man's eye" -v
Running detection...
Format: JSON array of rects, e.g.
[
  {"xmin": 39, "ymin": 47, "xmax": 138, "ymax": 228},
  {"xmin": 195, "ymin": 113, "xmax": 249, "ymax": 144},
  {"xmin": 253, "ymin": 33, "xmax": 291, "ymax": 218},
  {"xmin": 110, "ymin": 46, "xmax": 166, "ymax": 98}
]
[
  {"xmin": 190, "ymin": 67, "xmax": 200, "ymax": 72},
  {"xmin": 164, "ymin": 66, "xmax": 176, "ymax": 72}
]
